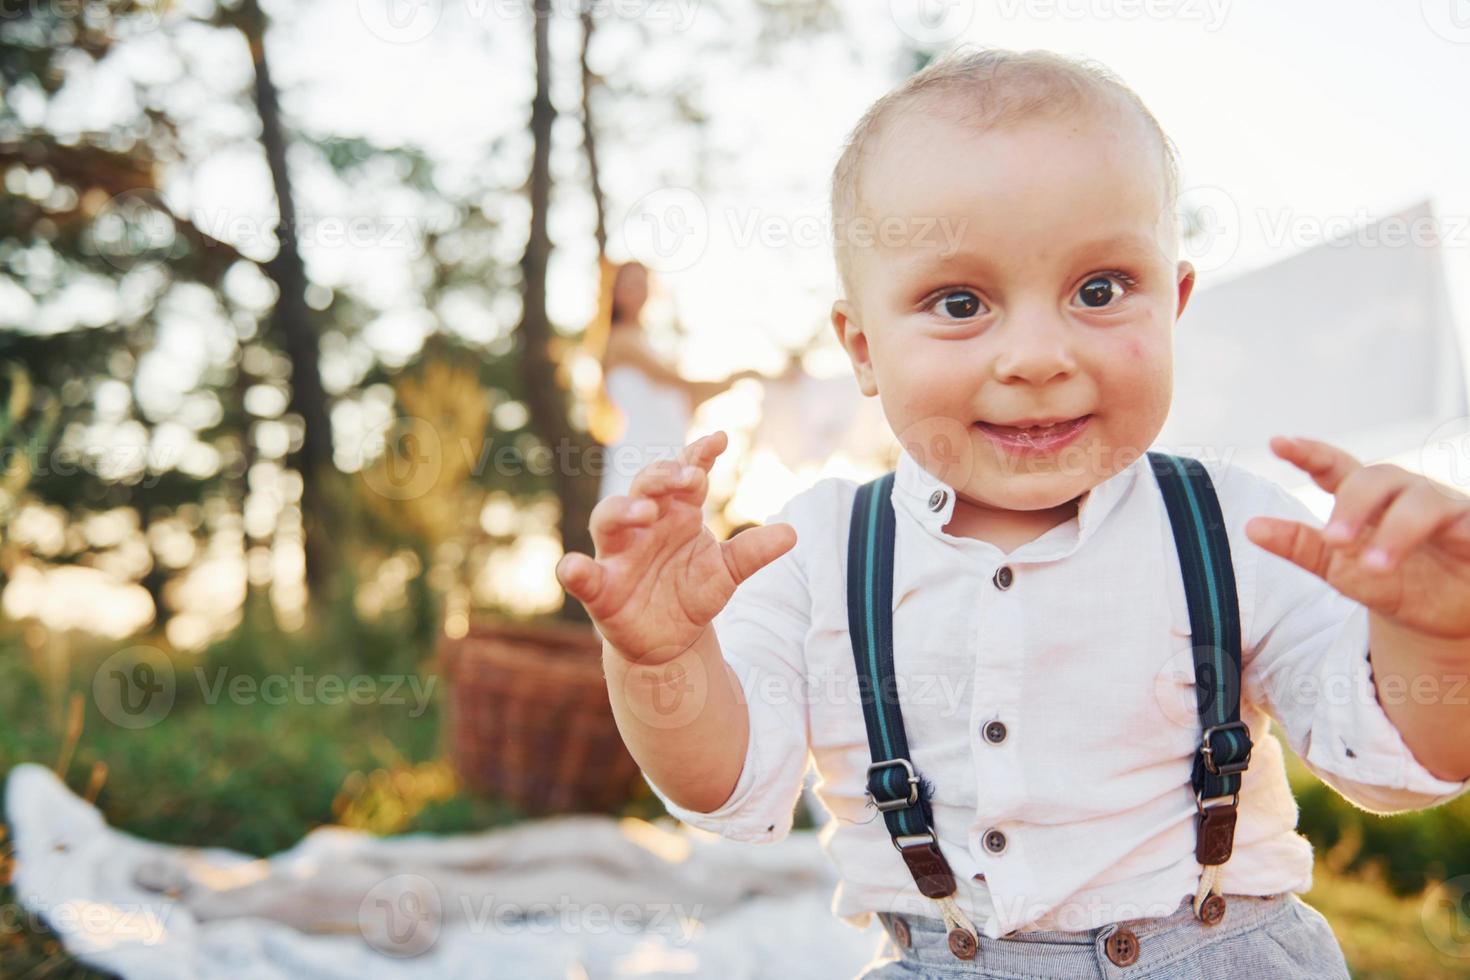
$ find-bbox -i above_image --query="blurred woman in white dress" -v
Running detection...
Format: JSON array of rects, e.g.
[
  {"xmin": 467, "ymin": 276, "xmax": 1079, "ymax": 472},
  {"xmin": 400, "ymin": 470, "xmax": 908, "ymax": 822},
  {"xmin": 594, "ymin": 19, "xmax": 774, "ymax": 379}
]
[
  {"xmin": 591, "ymin": 261, "xmax": 759, "ymax": 501},
  {"xmin": 576, "ymin": 260, "xmax": 828, "ymax": 827}
]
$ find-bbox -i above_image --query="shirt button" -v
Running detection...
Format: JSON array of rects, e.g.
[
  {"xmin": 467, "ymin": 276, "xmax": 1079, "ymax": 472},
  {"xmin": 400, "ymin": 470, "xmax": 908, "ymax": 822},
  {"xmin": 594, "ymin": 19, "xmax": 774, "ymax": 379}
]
[
  {"xmin": 928, "ymin": 489, "xmax": 947, "ymax": 512},
  {"xmin": 983, "ymin": 720, "xmax": 1007, "ymax": 744},
  {"xmin": 992, "ymin": 565, "xmax": 1013, "ymax": 590},
  {"xmin": 983, "ymin": 828, "xmax": 1007, "ymax": 855}
]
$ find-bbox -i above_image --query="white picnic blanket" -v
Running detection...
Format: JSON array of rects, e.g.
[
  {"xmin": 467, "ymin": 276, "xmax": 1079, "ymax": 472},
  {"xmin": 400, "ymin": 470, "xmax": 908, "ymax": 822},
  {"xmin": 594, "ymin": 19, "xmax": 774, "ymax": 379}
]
[{"xmin": 4, "ymin": 764, "xmax": 881, "ymax": 979}]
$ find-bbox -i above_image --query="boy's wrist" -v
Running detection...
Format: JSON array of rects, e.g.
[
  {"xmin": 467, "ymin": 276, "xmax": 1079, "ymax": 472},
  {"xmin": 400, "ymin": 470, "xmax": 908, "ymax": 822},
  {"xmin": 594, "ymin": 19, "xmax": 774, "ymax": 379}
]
[
  {"xmin": 600, "ymin": 623, "xmax": 718, "ymax": 670},
  {"xmin": 602, "ymin": 626, "xmax": 725, "ymax": 734},
  {"xmin": 601, "ymin": 623, "xmax": 750, "ymax": 813}
]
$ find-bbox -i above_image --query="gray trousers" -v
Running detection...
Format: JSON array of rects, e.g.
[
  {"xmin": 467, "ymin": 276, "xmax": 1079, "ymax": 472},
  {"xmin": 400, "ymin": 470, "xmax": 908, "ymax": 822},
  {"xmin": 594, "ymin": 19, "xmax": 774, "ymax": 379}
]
[{"xmin": 857, "ymin": 892, "xmax": 1351, "ymax": 979}]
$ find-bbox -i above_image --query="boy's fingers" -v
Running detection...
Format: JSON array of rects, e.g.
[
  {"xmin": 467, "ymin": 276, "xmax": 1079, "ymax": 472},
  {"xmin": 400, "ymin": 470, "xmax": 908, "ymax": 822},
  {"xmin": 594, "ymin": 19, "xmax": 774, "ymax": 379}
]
[
  {"xmin": 555, "ymin": 552, "xmax": 605, "ymax": 605},
  {"xmin": 1270, "ymin": 436, "xmax": 1361, "ymax": 495},
  {"xmin": 720, "ymin": 522, "xmax": 797, "ymax": 587},
  {"xmin": 1320, "ymin": 464, "xmax": 1413, "ymax": 548},
  {"xmin": 677, "ymin": 430, "xmax": 728, "ymax": 473},
  {"xmin": 679, "ymin": 462, "xmax": 709, "ymax": 502},
  {"xmin": 629, "ymin": 460, "xmax": 695, "ymax": 500},
  {"xmin": 1245, "ymin": 515, "xmax": 1331, "ymax": 580},
  {"xmin": 1360, "ymin": 483, "xmax": 1463, "ymax": 571},
  {"xmin": 589, "ymin": 495, "xmax": 659, "ymax": 553}
]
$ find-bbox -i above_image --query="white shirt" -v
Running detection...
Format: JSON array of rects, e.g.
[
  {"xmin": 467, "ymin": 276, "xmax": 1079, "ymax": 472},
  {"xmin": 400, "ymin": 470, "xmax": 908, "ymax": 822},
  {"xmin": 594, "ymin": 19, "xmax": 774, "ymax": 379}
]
[{"xmin": 645, "ymin": 447, "xmax": 1470, "ymax": 939}]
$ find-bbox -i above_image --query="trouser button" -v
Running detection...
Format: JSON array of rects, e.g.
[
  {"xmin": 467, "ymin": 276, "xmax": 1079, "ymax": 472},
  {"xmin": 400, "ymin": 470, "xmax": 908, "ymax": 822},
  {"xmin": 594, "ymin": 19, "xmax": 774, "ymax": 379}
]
[
  {"xmin": 1105, "ymin": 927, "xmax": 1140, "ymax": 967},
  {"xmin": 947, "ymin": 926, "xmax": 978, "ymax": 960},
  {"xmin": 891, "ymin": 915, "xmax": 911, "ymax": 948}
]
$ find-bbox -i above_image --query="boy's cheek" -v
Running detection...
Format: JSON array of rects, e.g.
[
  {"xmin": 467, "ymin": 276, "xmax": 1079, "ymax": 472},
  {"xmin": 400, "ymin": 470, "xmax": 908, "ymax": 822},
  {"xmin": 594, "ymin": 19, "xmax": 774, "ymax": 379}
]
[
  {"xmin": 874, "ymin": 344, "xmax": 977, "ymax": 406},
  {"xmin": 1115, "ymin": 334, "xmax": 1147, "ymax": 361},
  {"xmin": 1097, "ymin": 319, "xmax": 1173, "ymax": 387}
]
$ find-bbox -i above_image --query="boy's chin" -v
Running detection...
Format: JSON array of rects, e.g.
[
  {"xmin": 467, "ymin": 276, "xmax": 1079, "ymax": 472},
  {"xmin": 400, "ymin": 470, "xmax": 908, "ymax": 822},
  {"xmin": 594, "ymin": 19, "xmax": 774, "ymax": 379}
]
[{"xmin": 970, "ymin": 471, "xmax": 1099, "ymax": 512}]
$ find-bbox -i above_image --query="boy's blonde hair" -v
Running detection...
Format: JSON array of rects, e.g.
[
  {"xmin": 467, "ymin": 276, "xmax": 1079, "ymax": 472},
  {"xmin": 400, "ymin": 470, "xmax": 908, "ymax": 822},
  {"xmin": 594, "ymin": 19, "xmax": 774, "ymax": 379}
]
[{"xmin": 829, "ymin": 47, "xmax": 1180, "ymax": 298}]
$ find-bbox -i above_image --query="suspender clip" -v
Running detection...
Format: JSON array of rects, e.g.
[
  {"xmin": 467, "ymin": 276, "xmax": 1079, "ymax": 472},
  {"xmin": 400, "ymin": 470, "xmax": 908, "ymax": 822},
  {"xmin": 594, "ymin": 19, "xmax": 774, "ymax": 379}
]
[
  {"xmin": 867, "ymin": 758, "xmax": 920, "ymax": 811},
  {"xmin": 1199, "ymin": 721, "xmax": 1252, "ymax": 776},
  {"xmin": 893, "ymin": 831, "xmax": 938, "ymax": 852},
  {"xmin": 1195, "ymin": 791, "xmax": 1239, "ymax": 814},
  {"xmin": 1194, "ymin": 792, "xmax": 1239, "ymax": 865},
  {"xmin": 892, "ymin": 830, "xmax": 958, "ymax": 899}
]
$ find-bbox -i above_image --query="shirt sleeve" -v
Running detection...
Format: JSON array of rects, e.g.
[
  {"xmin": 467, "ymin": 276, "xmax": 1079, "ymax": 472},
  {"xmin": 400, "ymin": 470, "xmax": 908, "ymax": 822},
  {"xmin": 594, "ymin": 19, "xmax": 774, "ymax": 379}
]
[
  {"xmin": 643, "ymin": 485, "xmax": 821, "ymax": 842},
  {"xmin": 1234, "ymin": 470, "xmax": 1470, "ymax": 814}
]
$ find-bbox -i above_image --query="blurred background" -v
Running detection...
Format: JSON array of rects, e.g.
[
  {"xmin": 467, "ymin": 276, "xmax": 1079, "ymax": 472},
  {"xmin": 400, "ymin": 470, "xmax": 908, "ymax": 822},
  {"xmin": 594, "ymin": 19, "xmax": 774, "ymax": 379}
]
[{"xmin": 3, "ymin": 0, "xmax": 1470, "ymax": 976}]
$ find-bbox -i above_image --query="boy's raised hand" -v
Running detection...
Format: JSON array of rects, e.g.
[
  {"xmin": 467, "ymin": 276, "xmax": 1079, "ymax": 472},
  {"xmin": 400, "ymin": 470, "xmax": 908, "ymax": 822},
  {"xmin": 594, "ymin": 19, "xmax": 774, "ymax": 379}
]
[
  {"xmin": 555, "ymin": 430, "xmax": 798, "ymax": 665},
  {"xmin": 1245, "ymin": 435, "xmax": 1470, "ymax": 640}
]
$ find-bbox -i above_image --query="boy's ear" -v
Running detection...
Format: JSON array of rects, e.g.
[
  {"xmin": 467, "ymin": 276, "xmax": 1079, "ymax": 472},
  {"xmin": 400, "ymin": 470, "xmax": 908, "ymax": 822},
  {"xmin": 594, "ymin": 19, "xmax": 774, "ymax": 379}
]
[
  {"xmin": 1175, "ymin": 260, "xmax": 1197, "ymax": 319},
  {"xmin": 830, "ymin": 299, "xmax": 878, "ymax": 396}
]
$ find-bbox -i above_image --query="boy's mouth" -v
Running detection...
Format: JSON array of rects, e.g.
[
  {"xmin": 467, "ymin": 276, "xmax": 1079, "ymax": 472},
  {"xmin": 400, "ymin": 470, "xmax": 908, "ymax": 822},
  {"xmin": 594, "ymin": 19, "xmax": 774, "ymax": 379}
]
[{"xmin": 973, "ymin": 415, "xmax": 1092, "ymax": 455}]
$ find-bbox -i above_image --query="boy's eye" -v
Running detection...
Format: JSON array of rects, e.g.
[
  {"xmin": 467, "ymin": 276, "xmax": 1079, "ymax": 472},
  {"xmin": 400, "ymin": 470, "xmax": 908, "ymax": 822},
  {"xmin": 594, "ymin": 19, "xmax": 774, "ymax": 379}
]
[
  {"xmin": 933, "ymin": 290, "xmax": 984, "ymax": 320},
  {"xmin": 1075, "ymin": 276, "xmax": 1126, "ymax": 309}
]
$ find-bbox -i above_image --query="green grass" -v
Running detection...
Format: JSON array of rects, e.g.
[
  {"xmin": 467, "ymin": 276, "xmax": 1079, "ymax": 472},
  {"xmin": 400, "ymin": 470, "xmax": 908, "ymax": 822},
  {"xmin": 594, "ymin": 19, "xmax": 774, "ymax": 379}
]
[{"xmin": 1307, "ymin": 862, "xmax": 1470, "ymax": 979}]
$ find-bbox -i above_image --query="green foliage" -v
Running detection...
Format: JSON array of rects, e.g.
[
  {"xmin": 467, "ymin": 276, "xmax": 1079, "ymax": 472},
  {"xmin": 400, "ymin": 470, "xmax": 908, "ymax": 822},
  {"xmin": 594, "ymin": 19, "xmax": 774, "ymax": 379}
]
[{"xmin": 1305, "ymin": 861, "xmax": 1470, "ymax": 980}]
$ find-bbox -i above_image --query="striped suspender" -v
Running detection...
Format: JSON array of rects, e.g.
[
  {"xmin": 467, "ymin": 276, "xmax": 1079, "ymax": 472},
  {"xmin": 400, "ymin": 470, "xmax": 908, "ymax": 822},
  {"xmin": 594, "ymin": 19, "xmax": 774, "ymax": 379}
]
[
  {"xmin": 845, "ymin": 472, "xmax": 958, "ymax": 900},
  {"xmin": 844, "ymin": 455, "xmax": 1251, "ymax": 939},
  {"xmin": 1147, "ymin": 452, "xmax": 1252, "ymax": 872}
]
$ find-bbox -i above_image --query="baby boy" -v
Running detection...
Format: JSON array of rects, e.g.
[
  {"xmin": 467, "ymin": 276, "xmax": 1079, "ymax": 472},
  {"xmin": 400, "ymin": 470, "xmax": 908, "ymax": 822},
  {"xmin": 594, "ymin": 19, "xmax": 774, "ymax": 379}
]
[{"xmin": 556, "ymin": 48, "xmax": 1470, "ymax": 978}]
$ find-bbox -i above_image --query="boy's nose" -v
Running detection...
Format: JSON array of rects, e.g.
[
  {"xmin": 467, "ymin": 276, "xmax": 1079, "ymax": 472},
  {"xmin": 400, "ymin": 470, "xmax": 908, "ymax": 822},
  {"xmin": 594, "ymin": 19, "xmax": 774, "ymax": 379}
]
[{"xmin": 991, "ymin": 314, "xmax": 1078, "ymax": 386}]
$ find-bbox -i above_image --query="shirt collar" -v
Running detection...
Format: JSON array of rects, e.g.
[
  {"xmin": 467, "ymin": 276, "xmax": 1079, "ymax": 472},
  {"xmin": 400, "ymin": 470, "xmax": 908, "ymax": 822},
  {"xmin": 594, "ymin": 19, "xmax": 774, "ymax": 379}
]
[{"xmin": 890, "ymin": 445, "xmax": 1147, "ymax": 555}]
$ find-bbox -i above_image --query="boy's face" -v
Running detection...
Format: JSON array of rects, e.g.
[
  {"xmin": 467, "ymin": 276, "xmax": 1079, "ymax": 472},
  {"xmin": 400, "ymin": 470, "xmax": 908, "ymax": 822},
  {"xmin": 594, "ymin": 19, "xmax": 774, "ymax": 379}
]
[{"xmin": 831, "ymin": 102, "xmax": 1195, "ymax": 515}]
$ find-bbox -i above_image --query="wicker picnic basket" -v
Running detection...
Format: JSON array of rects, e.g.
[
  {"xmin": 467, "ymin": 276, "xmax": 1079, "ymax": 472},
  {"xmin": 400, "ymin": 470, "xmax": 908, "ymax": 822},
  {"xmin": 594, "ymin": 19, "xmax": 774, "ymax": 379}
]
[{"xmin": 440, "ymin": 617, "xmax": 646, "ymax": 814}]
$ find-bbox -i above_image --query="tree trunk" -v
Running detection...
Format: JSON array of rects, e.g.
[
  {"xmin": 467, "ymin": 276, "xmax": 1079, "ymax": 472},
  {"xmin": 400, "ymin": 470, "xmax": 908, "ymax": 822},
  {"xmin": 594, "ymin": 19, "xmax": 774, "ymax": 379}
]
[
  {"xmin": 518, "ymin": 0, "xmax": 599, "ymax": 623},
  {"xmin": 580, "ymin": 3, "xmax": 607, "ymax": 254},
  {"xmin": 238, "ymin": 0, "xmax": 336, "ymax": 608}
]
